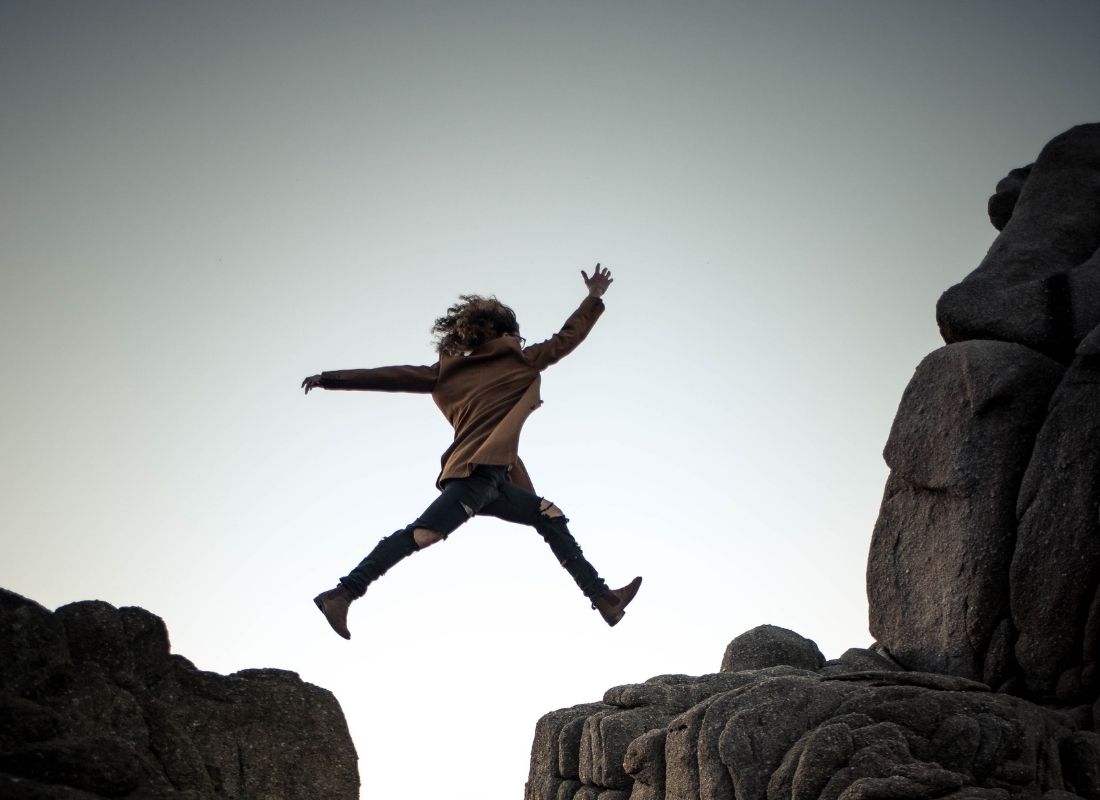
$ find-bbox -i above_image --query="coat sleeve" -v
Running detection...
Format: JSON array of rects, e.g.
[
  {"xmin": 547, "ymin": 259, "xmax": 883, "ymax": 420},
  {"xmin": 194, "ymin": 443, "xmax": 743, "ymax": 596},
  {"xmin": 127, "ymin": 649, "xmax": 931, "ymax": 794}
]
[
  {"xmin": 320, "ymin": 364, "xmax": 439, "ymax": 393},
  {"xmin": 521, "ymin": 296, "xmax": 605, "ymax": 371}
]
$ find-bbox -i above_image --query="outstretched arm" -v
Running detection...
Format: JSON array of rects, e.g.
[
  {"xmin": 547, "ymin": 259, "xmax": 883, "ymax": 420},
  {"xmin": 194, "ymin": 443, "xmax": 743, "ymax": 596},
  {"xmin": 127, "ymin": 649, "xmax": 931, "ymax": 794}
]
[
  {"xmin": 523, "ymin": 264, "xmax": 612, "ymax": 371},
  {"xmin": 301, "ymin": 363, "xmax": 439, "ymax": 394}
]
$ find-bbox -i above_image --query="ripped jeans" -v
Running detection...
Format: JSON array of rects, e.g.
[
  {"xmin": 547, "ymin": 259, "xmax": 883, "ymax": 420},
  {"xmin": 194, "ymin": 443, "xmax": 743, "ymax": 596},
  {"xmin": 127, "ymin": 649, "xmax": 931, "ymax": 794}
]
[{"xmin": 339, "ymin": 465, "xmax": 609, "ymax": 601}]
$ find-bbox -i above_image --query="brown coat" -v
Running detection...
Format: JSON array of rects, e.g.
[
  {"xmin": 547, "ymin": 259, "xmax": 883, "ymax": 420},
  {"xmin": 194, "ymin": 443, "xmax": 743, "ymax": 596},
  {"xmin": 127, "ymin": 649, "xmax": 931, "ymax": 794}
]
[{"xmin": 320, "ymin": 296, "xmax": 605, "ymax": 493}]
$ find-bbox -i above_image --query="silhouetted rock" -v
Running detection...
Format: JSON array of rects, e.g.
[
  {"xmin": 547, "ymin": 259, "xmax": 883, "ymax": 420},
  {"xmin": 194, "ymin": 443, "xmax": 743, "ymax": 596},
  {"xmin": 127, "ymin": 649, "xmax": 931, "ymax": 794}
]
[
  {"xmin": 938, "ymin": 123, "xmax": 1100, "ymax": 361},
  {"xmin": 987, "ymin": 165, "xmax": 1033, "ymax": 231},
  {"xmin": 0, "ymin": 588, "xmax": 358, "ymax": 799}
]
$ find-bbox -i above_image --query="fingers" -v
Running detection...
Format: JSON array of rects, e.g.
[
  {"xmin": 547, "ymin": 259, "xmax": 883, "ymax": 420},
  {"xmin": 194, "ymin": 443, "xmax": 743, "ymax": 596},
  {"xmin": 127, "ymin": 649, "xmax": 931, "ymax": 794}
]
[{"xmin": 583, "ymin": 263, "xmax": 611, "ymax": 281}]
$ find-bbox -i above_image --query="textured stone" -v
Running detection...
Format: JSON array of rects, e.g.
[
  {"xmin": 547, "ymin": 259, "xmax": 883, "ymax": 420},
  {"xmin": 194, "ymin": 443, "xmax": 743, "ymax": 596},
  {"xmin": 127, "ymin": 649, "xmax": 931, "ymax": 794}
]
[
  {"xmin": 623, "ymin": 728, "xmax": 665, "ymax": 800},
  {"xmin": 710, "ymin": 676, "xmax": 858, "ymax": 800},
  {"xmin": 0, "ymin": 738, "xmax": 143, "ymax": 797},
  {"xmin": 0, "ymin": 591, "xmax": 71, "ymax": 698},
  {"xmin": 580, "ymin": 704, "xmax": 674, "ymax": 790},
  {"xmin": 823, "ymin": 671, "xmax": 990, "ymax": 692},
  {"xmin": 818, "ymin": 647, "xmax": 904, "ymax": 677},
  {"xmin": 1061, "ymin": 731, "xmax": 1100, "ymax": 800},
  {"xmin": 0, "ymin": 588, "xmax": 358, "ymax": 799},
  {"xmin": 720, "ymin": 625, "xmax": 825, "ymax": 673},
  {"xmin": 937, "ymin": 123, "xmax": 1100, "ymax": 360},
  {"xmin": 525, "ymin": 703, "xmax": 609, "ymax": 800},
  {"xmin": 867, "ymin": 340, "xmax": 1063, "ymax": 683},
  {"xmin": 0, "ymin": 772, "xmax": 104, "ymax": 799},
  {"xmin": 533, "ymin": 655, "xmax": 1092, "ymax": 799},
  {"xmin": 1011, "ymin": 324, "xmax": 1100, "ymax": 702}
]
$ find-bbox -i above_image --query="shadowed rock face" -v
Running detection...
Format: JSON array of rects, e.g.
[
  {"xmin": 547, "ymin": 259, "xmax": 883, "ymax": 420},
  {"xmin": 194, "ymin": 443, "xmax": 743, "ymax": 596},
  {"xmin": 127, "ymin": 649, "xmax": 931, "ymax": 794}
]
[
  {"xmin": 0, "ymin": 588, "xmax": 359, "ymax": 799},
  {"xmin": 1011, "ymin": 326, "xmax": 1100, "ymax": 702},
  {"xmin": 527, "ymin": 123, "xmax": 1100, "ymax": 800}
]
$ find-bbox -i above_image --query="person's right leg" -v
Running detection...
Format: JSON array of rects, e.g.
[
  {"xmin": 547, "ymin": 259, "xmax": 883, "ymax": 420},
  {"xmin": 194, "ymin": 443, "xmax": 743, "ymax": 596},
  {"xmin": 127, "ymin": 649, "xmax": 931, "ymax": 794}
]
[{"xmin": 315, "ymin": 466, "xmax": 508, "ymax": 638}]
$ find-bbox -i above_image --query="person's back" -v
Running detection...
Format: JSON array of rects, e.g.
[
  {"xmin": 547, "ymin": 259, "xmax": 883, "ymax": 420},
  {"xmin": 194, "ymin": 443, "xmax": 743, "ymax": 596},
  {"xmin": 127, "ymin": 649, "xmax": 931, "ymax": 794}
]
[{"xmin": 433, "ymin": 336, "xmax": 538, "ymax": 451}]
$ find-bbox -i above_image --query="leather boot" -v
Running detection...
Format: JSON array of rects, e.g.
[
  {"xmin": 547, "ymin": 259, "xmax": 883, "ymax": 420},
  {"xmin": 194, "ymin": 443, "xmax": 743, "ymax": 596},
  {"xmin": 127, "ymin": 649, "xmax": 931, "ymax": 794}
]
[
  {"xmin": 314, "ymin": 584, "xmax": 355, "ymax": 640},
  {"xmin": 592, "ymin": 576, "xmax": 642, "ymax": 627}
]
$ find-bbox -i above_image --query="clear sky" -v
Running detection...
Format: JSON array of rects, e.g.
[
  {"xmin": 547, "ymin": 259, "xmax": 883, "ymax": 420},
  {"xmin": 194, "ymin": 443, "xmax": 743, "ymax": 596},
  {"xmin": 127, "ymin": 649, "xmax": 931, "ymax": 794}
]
[{"xmin": 2, "ymin": 2, "xmax": 1098, "ymax": 797}]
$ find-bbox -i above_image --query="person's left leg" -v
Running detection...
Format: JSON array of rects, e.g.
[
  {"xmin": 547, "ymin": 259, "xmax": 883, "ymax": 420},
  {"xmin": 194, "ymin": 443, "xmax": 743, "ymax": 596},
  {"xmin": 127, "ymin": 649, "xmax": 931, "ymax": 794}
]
[
  {"xmin": 480, "ymin": 482, "xmax": 642, "ymax": 625},
  {"xmin": 481, "ymin": 485, "xmax": 606, "ymax": 598}
]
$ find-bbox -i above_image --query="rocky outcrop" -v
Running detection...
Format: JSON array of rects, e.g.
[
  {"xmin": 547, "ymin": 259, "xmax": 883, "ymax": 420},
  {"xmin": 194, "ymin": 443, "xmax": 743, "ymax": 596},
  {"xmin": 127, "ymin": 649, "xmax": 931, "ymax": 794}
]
[
  {"xmin": 527, "ymin": 627, "xmax": 1095, "ymax": 800},
  {"xmin": 0, "ymin": 588, "xmax": 358, "ymax": 799},
  {"xmin": 527, "ymin": 123, "xmax": 1100, "ymax": 799},
  {"xmin": 872, "ymin": 123, "xmax": 1100, "ymax": 705}
]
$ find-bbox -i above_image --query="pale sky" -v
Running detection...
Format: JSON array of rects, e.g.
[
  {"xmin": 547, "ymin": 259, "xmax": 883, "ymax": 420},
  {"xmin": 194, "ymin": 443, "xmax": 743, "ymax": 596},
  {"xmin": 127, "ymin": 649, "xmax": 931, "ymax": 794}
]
[{"xmin": 2, "ymin": 2, "xmax": 1098, "ymax": 798}]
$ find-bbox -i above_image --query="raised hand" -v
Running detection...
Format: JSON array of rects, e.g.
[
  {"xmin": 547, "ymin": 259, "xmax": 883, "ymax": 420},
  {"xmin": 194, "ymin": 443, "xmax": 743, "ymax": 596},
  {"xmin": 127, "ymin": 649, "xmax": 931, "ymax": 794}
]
[{"xmin": 581, "ymin": 263, "xmax": 613, "ymax": 298}]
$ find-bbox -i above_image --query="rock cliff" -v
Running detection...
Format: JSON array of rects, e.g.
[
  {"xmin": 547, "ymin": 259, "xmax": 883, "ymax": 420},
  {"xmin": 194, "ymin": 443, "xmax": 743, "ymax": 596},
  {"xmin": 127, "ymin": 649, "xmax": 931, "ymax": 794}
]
[
  {"xmin": 525, "ymin": 122, "xmax": 1100, "ymax": 800},
  {"xmin": 0, "ymin": 588, "xmax": 358, "ymax": 799}
]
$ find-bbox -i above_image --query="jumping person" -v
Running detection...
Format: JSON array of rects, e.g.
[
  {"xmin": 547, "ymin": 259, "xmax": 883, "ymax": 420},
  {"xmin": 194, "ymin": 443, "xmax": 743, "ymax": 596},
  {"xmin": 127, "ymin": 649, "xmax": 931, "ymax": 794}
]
[{"xmin": 303, "ymin": 265, "xmax": 641, "ymax": 639}]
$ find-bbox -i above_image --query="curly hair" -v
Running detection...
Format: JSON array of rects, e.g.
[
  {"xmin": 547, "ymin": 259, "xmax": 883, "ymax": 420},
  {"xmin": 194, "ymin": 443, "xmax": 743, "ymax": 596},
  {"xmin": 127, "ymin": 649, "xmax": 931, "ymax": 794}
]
[{"xmin": 431, "ymin": 294, "xmax": 522, "ymax": 356}]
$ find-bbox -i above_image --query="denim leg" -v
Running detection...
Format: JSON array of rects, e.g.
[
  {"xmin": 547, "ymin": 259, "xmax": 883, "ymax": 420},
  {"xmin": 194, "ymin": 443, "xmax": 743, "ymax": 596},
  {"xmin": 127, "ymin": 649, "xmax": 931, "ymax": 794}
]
[
  {"xmin": 480, "ymin": 482, "xmax": 609, "ymax": 600},
  {"xmin": 409, "ymin": 465, "xmax": 509, "ymax": 535},
  {"xmin": 340, "ymin": 466, "xmax": 509, "ymax": 596},
  {"xmin": 340, "ymin": 529, "xmax": 418, "ymax": 597}
]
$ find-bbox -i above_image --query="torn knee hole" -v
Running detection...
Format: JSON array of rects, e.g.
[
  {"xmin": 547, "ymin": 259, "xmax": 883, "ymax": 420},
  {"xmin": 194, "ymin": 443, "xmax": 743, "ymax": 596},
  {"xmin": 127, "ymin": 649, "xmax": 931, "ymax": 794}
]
[
  {"xmin": 539, "ymin": 500, "xmax": 564, "ymax": 518},
  {"xmin": 461, "ymin": 503, "xmax": 475, "ymax": 518},
  {"xmin": 413, "ymin": 527, "xmax": 445, "ymax": 548}
]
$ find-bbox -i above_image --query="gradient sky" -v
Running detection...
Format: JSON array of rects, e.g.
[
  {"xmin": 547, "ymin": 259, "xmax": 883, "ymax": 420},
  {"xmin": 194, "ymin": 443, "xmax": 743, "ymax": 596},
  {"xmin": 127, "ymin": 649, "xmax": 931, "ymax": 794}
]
[{"xmin": 2, "ymin": 2, "xmax": 1099, "ymax": 798}]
